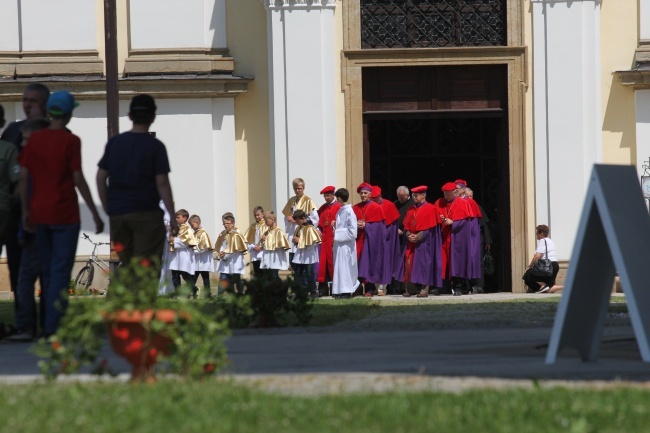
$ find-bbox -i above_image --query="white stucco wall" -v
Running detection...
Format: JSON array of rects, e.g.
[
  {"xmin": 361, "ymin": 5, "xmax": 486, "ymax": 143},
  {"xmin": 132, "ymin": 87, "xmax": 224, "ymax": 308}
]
[
  {"xmin": 265, "ymin": 1, "xmax": 338, "ymax": 215},
  {"xmin": 641, "ymin": 0, "xmax": 650, "ymax": 40},
  {"xmin": 636, "ymin": 90, "xmax": 650, "ymax": 179},
  {"xmin": 0, "ymin": 0, "xmax": 20, "ymax": 51},
  {"xmin": 130, "ymin": 0, "xmax": 227, "ymax": 49},
  {"xmin": 532, "ymin": 0, "xmax": 602, "ymax": 259},
  {"xmin": 37, "ymin": 98, "xmax": 236, "ymax": 257},
  {"xmin": 20, "ymin": 0, "xmax": 97, "ymax": 51}
]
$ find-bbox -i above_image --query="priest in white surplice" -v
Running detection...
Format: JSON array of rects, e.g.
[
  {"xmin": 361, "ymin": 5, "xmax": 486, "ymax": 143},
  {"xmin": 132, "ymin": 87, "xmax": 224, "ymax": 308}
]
[{"xmin": 332, "ymin": 188, "xmax": 360, "ymax": 298}]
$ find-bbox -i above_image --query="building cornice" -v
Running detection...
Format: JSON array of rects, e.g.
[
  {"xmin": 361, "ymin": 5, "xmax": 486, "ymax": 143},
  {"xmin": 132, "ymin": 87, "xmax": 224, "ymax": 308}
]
[
  {"xmin": 616, "ymin": 44, "xmax": 650, "ymax": 90},
  {"xmin": 0, "ymin": 75, "xmax": 251, "ymax": 101},
  {"xmin": 262, "ymin": 0, "xmax": 335, "ymax": 10}
]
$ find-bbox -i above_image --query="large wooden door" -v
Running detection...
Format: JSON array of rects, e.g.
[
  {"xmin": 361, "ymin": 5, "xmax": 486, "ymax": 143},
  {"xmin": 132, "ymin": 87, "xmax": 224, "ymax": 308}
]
[{"xmin": 362, "ymin": 65, "xmax": 510, "ymax": 292}]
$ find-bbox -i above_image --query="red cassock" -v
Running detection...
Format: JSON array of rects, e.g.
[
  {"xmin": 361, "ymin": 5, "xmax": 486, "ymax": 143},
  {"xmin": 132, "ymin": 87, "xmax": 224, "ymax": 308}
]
[
  {"xmin": 317, "ymin": 201, "xmax": 341, "ymax": 282},
  {"xmin": 352, "ymin": 201, "xmax": 384, "ymax": 260},
  {"xmin": 434, "ymin": 197, "xmax": 474, "ymax": 279}
]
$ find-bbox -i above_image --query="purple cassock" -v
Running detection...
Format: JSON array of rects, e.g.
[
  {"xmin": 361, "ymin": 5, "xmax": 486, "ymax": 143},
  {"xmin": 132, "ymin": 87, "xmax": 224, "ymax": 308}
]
[
  {"xmin": 451, "ymin": 218, "xmax": 481, "ymax": 280},
  {"xmin": 381, "ymin": 221, "xmax": 402, "ymax": 284},
  {"xmin": 395, "ymin": 225, "xmax": 443, "ymax": 287},
  {"xmin": 357, "ymin": 221, "xmax": 385, "ymax": 284}
]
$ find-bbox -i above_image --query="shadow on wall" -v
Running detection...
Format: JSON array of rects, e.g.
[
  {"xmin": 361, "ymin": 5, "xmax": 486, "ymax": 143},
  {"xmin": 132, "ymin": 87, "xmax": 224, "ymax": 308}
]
[{"xmin": 602, "ymin": 74, "xmax": 636, "ymax": 153}]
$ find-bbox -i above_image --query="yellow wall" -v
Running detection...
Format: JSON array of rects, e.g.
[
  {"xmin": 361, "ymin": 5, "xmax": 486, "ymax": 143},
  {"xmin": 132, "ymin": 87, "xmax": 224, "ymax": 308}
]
[
  {"xmin": 601, "ymin": 0, "xmax": 637, "ymax": 165},
  {"xmin": 227, "ymin": 0, "xmax": 272, "ymax": 229}
]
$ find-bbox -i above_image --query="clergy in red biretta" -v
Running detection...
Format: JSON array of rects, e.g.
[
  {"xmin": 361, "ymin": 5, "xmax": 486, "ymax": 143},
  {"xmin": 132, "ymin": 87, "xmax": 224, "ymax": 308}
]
[
  {"xmin": 395, "ymin": 185, "xmax": 441, "ymax": 297},
  {"xmin": 353, "ymin": 182, "xmax": 385, "ymax": 296},
  {"xmin": 454, "ymin": 179, "xmax": 484, "ymax": 287},
  {"xmin": 434, "ymin": 182, "xmax": 480, "ymax": 295},
  {"xmin": 371, "ymin": 186, "xmax": 401, "ymax": 295},
  {"xmin": 317, "ymin": 185, "xmax": 341, "ymax": 289}
]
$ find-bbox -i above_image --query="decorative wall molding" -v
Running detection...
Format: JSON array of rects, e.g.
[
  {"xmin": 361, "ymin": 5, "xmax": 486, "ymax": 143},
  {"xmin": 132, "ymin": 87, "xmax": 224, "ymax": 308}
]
[
  {"xmin": 124, "ymin": 48, "xmax": 234, "ymax": 77},
  {"xmin": 0, "ymin": 50, "xmax": 103, "ymax": 79},
  {"xmin": 0, "ymin": 75, "xmax": 250, "ymax": 101},
  {"xmin": 262, "ymin": 0, "xmax": 335, "ymax": 10}
]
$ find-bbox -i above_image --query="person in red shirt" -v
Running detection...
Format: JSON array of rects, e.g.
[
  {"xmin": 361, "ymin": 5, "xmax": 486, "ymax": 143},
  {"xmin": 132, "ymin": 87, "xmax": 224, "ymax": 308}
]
[
  {"xmin": 19, "ymin": 91, "xmax": 104, "ymax": 337},
  {"xmin": 316, "ymin": 185, "xmax": 340, "ymax": 296}
]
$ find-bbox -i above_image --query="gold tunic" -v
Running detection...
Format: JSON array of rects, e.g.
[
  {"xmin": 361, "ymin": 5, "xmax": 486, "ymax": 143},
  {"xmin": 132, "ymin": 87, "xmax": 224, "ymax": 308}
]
[
  {"xmin": 262, "ymin": 226, "xmax": 291, "ymax": 251},
  {"xmin": 215, "ymin": 229, "xmax": 248, "ymax": 255},
  {"xmin": 282, "ymin": 195, "xmax": 317, "ymax": 217},
  {"xmin": 177, "ymin": 223, "xmax": 197, "ymax": 247},
  {"xmin": 244, "ymin": 221, "xmax": 267, "ymax": 245},
  {"xmin": 193, "ymin": 228, "xmax": 213, "ymax": 251},
  {"xmin": 294, "ymin": 224, "xmax": 322, "ymax": 249}
]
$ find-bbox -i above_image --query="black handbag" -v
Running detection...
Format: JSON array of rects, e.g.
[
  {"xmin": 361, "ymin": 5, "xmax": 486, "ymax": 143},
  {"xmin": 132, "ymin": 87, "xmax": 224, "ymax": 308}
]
[
  {"xmin": 530, "ymin": 239, "xmax": 553, "ymax": 277},
  {"xmin": 483, "ymin": 250, "xmax": 495, "ymax": 275}
]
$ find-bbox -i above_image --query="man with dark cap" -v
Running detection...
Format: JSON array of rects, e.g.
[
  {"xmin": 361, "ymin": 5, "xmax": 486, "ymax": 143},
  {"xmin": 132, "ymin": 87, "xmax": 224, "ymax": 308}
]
[
  {"xmin": 352, "ymin": 182, "xmax": 385, "ymax": 297},
  {"xmin": 371, "ymin": 185, "xmax": 401, "ymax": 296},
  {"xmin": 434, "ymin": 182, "xmax": 479, "ymax": 296},
  {"xmin": 395, "ymin": 185, "xmax": 441, "ymax": 297},
  {"xmin": 97, "ymin": 94, "xmax": 178, "ymax": 274},
  {"xmin": 316, "ymin": 185, "xmax": 340, "ymax": 296}
]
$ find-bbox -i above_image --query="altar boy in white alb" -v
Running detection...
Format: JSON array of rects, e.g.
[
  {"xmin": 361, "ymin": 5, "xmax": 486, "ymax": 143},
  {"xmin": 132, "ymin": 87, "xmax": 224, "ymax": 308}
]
[
  {"xmin": 169, "ymin": 209, "xmax": 198, "ymax": 296},
  {"xmin": 244, "ymin": 206, "xmax": 266, "ymax": 278},
  {"xmin": 189, "ymin": 214, "xmax": 214, "ymax": 298},
  {"xmin": 260, "ymin": 211, "xmax": 291, "ymax": 281},
  {"xmin": 332, "ymin": 188, "xmax": 360, "ymax": 299},
  {"xmin": 291, "ymin": 209, "xmax": 322, "ymax": 297},
  {"xmin": 215, "ymin": 213, "xmax": 248, "ymax": 294}
]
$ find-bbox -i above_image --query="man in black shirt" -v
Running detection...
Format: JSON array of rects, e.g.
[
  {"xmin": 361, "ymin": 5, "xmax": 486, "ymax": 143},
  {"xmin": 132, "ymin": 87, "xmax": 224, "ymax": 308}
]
[{"xmin": 392, "ymin": 185, "xmax": 413, "ymax": 294}]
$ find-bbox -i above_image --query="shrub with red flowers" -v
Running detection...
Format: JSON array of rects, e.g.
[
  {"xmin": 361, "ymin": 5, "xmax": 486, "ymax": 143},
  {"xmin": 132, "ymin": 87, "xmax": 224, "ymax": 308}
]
[{"xmin": 35, "ymin": 258, "xmax": 230, "ymax": 380}]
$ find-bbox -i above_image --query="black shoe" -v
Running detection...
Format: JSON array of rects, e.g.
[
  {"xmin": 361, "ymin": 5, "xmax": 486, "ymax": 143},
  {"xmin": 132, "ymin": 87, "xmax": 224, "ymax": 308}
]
[
  {"xmin": 471, "ymin": 286, "xmax": 484, "ymax": 295},
  {"xmin": 430, "ymin": 288, "xmax": 441, "ymax": 296},
  {"xmin": 452, "ymin": 289, "xmax": 463, "ymax": 296}
]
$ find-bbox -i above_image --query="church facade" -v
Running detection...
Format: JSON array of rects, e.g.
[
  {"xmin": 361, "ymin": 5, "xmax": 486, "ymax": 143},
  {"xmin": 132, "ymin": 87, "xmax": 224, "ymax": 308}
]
[{"xmin": 0, "ymin": 0, "xmax": 644, "ymax": 294}]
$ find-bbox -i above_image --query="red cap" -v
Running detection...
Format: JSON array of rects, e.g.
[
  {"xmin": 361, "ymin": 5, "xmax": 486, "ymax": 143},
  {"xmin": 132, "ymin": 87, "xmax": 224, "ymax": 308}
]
[
  {"xmin": 442, "ymin": 182, "xmax": 457, "ymax": 192},
  {"xmin": 370, "ymin": 186, "xmax": 381, "ymax": 198},
  {"xmin": 454, "ymin": 179, "xmax": 467, "ymax": 188},
  {"xmin": 411, "ymin": 185, "xmax": 428, "ymax": 193},
  {"xmin": 357, "ymin": 182, "xmax": 372, "ymax": 193},
  {"xmin": 320, "ymin": 185, "xmax": 336, "ymax": 194}
]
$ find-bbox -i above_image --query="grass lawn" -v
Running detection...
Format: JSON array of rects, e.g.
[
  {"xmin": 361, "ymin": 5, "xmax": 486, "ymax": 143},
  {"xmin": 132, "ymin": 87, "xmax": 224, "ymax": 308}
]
[
  {"xmin": 0, "ymin": 296, "xmax": 629, "ymax": 330},
  {"xmin": 0, "ymin": 380, "xmax": 647, "ymax": 433}
]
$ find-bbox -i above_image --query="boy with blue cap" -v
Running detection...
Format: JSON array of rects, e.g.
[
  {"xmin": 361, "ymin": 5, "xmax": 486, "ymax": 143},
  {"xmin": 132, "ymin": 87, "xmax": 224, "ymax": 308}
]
[{"xmin": 19, "ymin": 90, "xmax": 104, "ymax": 337}]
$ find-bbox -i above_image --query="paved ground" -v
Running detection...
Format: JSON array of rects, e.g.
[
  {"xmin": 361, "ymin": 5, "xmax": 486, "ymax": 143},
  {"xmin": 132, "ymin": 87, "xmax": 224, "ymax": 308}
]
[{"xmin": 1, "ymin": 292, "xmax": 648, "ymax": 394}]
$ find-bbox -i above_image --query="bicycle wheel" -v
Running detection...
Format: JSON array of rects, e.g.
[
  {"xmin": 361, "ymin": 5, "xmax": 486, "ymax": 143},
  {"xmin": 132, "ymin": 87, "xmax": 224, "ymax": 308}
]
[{"xmin": 75, "ymin": 265, "xmax": 95, "ymax": 291}]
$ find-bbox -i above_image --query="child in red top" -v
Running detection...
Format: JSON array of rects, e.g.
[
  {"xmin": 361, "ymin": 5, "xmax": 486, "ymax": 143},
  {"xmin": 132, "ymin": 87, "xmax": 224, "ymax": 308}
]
[{"xmin": 18, "ymin": 91, "xmax": 104, "ymax": 337}]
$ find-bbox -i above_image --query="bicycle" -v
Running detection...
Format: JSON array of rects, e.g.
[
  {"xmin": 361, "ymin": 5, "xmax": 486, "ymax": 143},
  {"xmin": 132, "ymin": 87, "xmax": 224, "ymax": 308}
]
[{"xmin": 75, "ymin": 233, "xmax": 111, "ymax": 293}]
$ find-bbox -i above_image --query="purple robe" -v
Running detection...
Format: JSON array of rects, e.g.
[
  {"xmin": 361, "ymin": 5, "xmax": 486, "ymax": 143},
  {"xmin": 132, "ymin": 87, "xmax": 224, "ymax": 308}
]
[
  {"xmin": 450, "ymin": 218, "xmax": 481, "ymax": 279},
  {"xmin": 379, "ymin": 221, "xmax": 401, "ymax": 284},
  {"xmin": 358, "ymin": 221, "xmax": 385, "ymax": 284},
  {"xmin": 395, "ymin": 225, "xmax": 443, "ymax": 287}
]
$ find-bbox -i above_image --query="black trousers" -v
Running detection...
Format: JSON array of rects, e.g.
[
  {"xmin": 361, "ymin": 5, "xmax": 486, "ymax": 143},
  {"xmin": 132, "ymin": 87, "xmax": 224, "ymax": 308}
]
[{"xmin": 522, "ymin": 261, "xmax": 559, "ymax": 291}]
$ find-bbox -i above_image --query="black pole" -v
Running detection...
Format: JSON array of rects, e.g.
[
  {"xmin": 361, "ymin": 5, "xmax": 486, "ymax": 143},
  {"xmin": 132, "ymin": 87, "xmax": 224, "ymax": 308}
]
[
  {"xmin": 104, "ymin": 0, "xmax": 119, "ymax": 140},
  {"xmin": 104, "ymin": 0, "xmax": 120, "ymax": 268}
]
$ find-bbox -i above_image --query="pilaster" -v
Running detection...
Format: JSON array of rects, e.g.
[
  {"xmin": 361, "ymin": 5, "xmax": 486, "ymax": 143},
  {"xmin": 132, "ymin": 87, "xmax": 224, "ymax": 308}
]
[
  {"xmin": 263, "ymin": 0, "xmax": 338, "ymax": 215},
  {"xmin": 532, "ymin": 0, "xmax": 602, "ymax": 259}
]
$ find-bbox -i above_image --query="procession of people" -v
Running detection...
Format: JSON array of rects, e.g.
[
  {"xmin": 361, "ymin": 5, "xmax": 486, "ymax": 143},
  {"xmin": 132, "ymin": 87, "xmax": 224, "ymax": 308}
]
[{"xmin": 0, "ymin": 83, "xmax": 497, "ymax": 339}]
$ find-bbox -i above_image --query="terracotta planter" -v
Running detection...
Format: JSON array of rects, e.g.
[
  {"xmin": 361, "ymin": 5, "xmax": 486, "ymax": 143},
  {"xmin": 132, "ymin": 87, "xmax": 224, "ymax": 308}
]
[{"xmin": 105, "ymin": 309, "xmax": 178, "ymax": 382}]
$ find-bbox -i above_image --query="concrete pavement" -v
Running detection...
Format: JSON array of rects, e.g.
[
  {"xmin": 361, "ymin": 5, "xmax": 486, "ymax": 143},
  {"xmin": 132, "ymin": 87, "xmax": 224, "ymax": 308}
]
[{"xmin": 1, "ymin": 293, "xmax": 648, "ymax": 392}]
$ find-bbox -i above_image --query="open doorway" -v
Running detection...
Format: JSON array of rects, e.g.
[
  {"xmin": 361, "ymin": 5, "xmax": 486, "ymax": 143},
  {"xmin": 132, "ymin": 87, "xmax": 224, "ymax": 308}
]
[{"xmin": 362, "ymin": 65, "xmax": 511, "ymax": 291}]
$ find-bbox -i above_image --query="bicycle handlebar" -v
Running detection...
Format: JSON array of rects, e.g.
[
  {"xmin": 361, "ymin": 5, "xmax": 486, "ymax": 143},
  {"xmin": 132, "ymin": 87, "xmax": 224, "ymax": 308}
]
[{"xmin": 81, "ymin": 233, "xmax": 110, "ymax": 246}]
